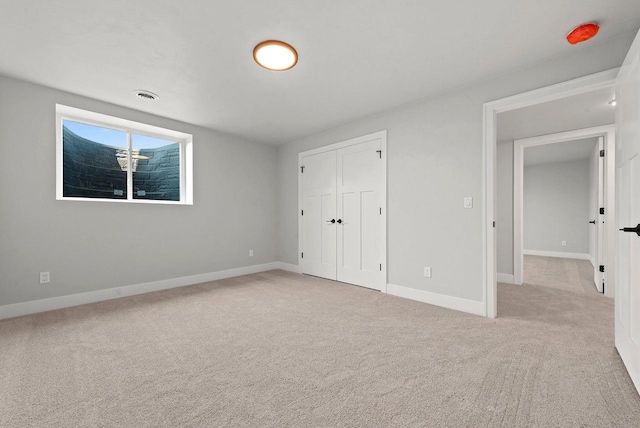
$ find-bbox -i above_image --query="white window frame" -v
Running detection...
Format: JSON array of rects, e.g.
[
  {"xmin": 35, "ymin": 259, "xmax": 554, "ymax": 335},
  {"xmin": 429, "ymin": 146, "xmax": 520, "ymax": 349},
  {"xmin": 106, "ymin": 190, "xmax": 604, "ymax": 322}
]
[{"xmin": 56, "ymin": 104, "xmax": 193, "ymax": 205}]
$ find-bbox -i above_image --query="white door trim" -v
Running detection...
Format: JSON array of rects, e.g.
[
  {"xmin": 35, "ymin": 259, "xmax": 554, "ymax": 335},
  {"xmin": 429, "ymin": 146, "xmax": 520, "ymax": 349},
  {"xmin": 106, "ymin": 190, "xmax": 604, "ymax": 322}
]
[
  {"xmin": 483, "ymin": 68, "xmax": 618, "ymax": 317},
  {"xmin": 512, "ymin": 125, "xmax": 616, "ymax": 293},
  {"xmin": 298, "ymin": 130, "xmax": 388, "ymax": 292}
]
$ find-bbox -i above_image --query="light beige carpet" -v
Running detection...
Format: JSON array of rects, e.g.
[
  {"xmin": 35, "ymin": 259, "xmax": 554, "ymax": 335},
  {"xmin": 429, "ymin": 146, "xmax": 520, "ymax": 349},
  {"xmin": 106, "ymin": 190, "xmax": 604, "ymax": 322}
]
[
  {"xmin": 1, "ymin": 270, "xmax": 639, "ymax": 427},
  {"xmin": 523, "ymin": 255, "xmax": 600, "ymax": 294}
]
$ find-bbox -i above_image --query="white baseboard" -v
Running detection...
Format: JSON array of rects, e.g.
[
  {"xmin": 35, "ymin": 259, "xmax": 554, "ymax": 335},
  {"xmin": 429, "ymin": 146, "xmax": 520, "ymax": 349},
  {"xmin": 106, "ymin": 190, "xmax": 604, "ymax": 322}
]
[
  {"xmin": 523, "ymin": 250, "xmax": 591, "ymax": 260},
  {"xmin": 497, "ymin": 273, "xmax": 515, "ymax": 284},
  {"xmin": 275, "ymin": 262, "xmax": 300, "ymax": 273},
  {"xmin": 386, "ymin": 283, "xmax": 485, "ymax": 317},
  {"xmin": 0, "ymin": 262, "xmax": 284, "ymax": 321}
]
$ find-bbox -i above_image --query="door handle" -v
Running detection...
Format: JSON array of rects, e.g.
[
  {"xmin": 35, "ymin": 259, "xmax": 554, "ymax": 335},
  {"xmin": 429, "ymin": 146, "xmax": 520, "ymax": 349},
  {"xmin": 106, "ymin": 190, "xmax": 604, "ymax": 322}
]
[
  {"xmin": 589, "ymin": 220, "xmax": 596, "ymax": 224},
  {"xmin": 337, "ymin": 219, "xmax": 343, "ymax": 224},
  {"xmin": 619, "ymin": 224, "xmax": 640, "ymax": 236},
  {"xmin": 326, "ymin": 219, "xmax": 335, "ymax": 224}
]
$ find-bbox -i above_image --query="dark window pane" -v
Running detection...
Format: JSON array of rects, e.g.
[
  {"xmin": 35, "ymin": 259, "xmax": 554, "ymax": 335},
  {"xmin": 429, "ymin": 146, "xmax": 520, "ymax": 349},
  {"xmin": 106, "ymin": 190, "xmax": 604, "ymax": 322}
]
[
  {"xmin": 132, "ymin": 134, "xmax": 180, "ymax": 201},
  {"xmin": 62, "ymin": 120, "xmax": 128, "ymax": 199}
]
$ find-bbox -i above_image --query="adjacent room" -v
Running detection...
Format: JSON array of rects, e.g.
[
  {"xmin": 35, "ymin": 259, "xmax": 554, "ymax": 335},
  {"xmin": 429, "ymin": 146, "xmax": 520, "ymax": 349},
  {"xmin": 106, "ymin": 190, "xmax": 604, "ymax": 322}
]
[
  {"xmin": 2, "ymin": 1, "xmax": 640, "ymax": 426},
  {"xmin": 521, "ymin": 138, "xmax": 599, "ymax": 293},
  {"xmin": 496, "ymin": 86, "xmax": 616, "ymax": 296}
]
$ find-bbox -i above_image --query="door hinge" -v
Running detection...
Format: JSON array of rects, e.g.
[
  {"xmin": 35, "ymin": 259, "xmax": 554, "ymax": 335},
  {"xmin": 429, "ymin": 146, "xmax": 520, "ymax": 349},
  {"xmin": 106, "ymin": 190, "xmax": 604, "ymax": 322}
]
[
  {"xmin": 599, "ymin": 265, "xmax": 605, "ymax": 273},
  {"xmin": 301, "ymin": 166, "xmax": 305, "ymax": 173},
  {"xmin": 376, "ymin": 150, "xmax": 382, "ymax": 159},
  {"xmin": 380, "ymin": 264, "xmax": 382, "ymax": 271},
  {"xmin": 379, "ymin": 207, "xmax": 382, "ymax": 215},
  {"xmin": 301, "ymin": 210, "xmax": 303, "ymax": 216},
  {"xmin": 493, "ymin": 221, "xmax": 496, "ymax": 228},
  {"xmin": 600, "ymin": 150, "xmax": 605, "ymax": 157},
  {"xmin": 600, "ymin": 207, "xmax": 605, "ymax": 215},
  {"xmin": 301, "ymin": 252, "xmax": 304, "ymax": 259}
]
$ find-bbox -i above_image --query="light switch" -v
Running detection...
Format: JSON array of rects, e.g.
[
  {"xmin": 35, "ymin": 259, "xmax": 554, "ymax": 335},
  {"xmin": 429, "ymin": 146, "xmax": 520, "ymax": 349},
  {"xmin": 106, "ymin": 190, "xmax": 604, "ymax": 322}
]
[{"xmin": 464, "ymin": 197, "xmax": 473, "ymax": 209}]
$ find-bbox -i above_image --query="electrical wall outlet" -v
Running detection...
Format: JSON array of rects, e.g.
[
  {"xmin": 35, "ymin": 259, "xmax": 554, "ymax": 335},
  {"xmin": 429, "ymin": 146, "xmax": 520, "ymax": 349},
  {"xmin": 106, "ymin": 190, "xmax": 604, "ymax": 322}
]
[
  {"xmin": 39, "ymin": 272, "xmax": 50, "ymax": 284},
  {"xmin": 561, "ymin": 241, "xmax": 567, "ymax": 246},
  {"xmin": 424, "ymin": 267, "xmax": 432, "ymax": 278},
  {"xmin": 249, "ymin": 249, "xmax": 254, "ymax": 257},
  {"xmin": 463, "ymin": 197, "xmax": 473, "ymax": 209}
]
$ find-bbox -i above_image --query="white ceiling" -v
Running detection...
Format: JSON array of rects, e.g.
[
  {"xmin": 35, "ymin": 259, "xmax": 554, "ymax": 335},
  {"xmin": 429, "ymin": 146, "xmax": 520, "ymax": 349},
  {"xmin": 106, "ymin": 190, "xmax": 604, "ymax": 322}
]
[
  {"xmin": 524, "ymin": 138, "xmax": 598, "ymax": 166},
  {"xmin": 1, "ymin": 1, "xmax": 639, "ymax": 145},
  {"xmin": 497, "ymin": 87, "xmax": 616, "ymax": 141}
]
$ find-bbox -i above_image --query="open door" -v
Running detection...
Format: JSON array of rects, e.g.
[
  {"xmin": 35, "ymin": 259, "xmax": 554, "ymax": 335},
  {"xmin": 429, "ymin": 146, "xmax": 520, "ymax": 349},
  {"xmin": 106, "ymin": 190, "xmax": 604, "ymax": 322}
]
[
  {"xmin": 615, "ymin": 29, "xmax": 640, "ymax": 393},
  {"xmin": 595, "ymin": 137, "xmax": 605, "ymax": 292}
]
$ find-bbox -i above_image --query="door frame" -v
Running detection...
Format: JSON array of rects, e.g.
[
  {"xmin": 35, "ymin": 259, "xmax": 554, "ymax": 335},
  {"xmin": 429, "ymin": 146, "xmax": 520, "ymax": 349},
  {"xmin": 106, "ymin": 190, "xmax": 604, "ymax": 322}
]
[
  {"xmin": 297, "ymin": 130, "xmax": 388, "ymax": 292},
  {"xmin": 483, "ymin": 68, "xmax": 618, "ymax": 317},
  {"xmin": 512, "ymin": 125, "xmax": 616, "ymax": 297}
]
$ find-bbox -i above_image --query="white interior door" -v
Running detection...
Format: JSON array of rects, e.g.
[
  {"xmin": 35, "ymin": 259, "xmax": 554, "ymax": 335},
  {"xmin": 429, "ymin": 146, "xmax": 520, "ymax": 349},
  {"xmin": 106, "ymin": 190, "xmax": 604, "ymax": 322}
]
[
  {"xmin": 589, "ymin": 141, "xmax": 598, "ymax": 287},
  {"xmin": 301, "ymin": 151, "xmax": 337, "ymax": 280},
  {"xmin": 615, "ymin": 29, "xmax": 640, "ymax": 393},
  {"xmin": 336, "ymin": 140, "xmax": 383, "ymax": 290},
  {"xmin": 595, "ymin": 137, "xmax": 605, "ymax": 292}
]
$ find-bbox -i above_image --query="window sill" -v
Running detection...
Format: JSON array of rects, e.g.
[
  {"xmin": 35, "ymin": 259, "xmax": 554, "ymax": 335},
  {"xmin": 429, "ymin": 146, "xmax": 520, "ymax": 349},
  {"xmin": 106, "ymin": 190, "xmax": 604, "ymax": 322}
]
[{"xmin": 56, "ymin": 196, "xmax": 193, "ymax": 206}]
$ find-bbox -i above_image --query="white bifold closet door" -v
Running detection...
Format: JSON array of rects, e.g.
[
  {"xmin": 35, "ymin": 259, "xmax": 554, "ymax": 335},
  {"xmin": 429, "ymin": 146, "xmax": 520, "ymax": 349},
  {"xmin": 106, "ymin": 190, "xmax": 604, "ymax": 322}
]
[
  {"xmin": 301, "ymin": 138, "xmax": 384, "ymax": 290},
  {"xmin": 301, "ymin": 150, "xmax": 337, "ymax": 280},
  {"xmin": 336, "ymin": 139, "xmax": 382, "ymax": 288}
]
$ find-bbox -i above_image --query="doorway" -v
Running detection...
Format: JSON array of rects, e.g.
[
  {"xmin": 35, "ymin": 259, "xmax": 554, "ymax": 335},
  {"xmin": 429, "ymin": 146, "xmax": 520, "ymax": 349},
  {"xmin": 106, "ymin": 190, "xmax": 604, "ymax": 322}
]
[
  {"xmin": 483, "ymin": 69, "xmax": 618, "ymax": 318},
  {"xmin": 486, "ymin": 29, "xmax": 640, "ymax": 394},
  {"xmin": 512, "ymin": 126, "xmax": 615, "ymax": 296}
]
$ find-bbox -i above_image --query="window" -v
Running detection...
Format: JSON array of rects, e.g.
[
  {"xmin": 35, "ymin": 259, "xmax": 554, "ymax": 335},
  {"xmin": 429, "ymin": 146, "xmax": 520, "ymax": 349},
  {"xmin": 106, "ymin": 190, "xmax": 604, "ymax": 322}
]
[{"xmin": 56, "ymin": 105, "xmax": 193, "ymax": 204}]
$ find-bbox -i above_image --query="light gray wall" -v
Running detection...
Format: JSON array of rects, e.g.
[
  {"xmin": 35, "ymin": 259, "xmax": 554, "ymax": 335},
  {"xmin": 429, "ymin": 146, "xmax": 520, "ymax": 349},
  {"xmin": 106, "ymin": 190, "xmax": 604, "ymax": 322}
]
[
  {"xmin": 497, "ymin": 141, "xmax": 514, "ymax": 275},
  {"xmin": 0, "ymin": 76, "xmax": 278, "ymax": 306},
  {"xmin": 523, "ymin": 159, "xmax": 589, "ymax": 254},
  {"xmin": 277, "ymin": 34, "xmax": 632, "ymax": 303},
  {"xmin": 1, "ymin": 32, "xmax": 633, "ymax": 308}
]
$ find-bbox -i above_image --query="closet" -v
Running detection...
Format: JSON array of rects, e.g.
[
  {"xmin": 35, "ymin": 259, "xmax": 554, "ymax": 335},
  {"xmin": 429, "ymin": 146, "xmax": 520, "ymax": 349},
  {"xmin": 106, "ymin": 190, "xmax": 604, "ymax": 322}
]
[{"xmin": 298, "ymin": 131, "xmax": 387, "ymax": 290}]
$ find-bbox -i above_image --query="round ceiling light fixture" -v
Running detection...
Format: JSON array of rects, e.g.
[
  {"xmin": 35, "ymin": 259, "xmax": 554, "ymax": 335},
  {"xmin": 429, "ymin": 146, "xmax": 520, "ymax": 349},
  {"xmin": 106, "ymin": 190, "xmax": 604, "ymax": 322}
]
[
  {"xmin": 566, "ymin": 23, "xmax": 600, "ymax": 45},
  {"xmin": 253, "ymin": 40, "xmax": 298, "ymax": 71},
  {"xmin": 609, "ymin": 99, "xmax": 617, "ymax": 106},
  {"xmin": 133, "ymin": 90, "xmax": 159, "ymax": 101}
]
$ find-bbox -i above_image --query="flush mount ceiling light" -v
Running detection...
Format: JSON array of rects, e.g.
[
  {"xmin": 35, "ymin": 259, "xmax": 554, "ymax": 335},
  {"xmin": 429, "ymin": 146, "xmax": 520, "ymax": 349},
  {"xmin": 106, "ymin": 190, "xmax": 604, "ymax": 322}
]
[
  {"xmin": 253, "ymin": 40, "xmax": 298, "ymax": 71},
  {"xmin": 609, "ymin": 99, "xmax": 617, "ymax": 106},
  {"xmin": 133, "ymin": 90, "xmax": 159, "ymax": 101},
  {"xmin": 566, "ymin": 23, "xmax": 600, "ymax": 45}
]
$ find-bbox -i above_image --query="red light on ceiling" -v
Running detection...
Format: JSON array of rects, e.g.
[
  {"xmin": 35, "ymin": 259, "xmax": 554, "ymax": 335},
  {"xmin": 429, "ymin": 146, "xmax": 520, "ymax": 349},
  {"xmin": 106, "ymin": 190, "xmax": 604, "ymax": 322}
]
[{"xmin": 566, "ymin": 23, "xmax": 600, "ymax": 45}]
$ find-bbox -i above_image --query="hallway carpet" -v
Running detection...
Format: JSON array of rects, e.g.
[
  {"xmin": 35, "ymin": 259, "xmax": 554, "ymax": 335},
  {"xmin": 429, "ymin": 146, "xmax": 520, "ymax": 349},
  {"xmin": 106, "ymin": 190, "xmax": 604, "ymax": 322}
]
[
  {"xmin": 523, "ymin": 255, "xmax": 600, "ymax": 294},
  {"xmin": 1, "ymin": 270, "xmax": 639, "ymax": 427}
]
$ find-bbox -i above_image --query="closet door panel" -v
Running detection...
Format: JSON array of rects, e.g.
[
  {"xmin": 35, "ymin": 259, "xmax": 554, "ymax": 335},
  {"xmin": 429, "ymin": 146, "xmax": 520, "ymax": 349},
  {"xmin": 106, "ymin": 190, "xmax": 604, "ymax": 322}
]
[
  {"xmin": 340, "ymin": 191, "xmax": 360, "ymax": 270},
  {"xmin": 301, "ymin": 151, "xmax": 337, "ymax": 280},
  {"xmin": 360, "ymin": 190, "xmax": 379, "ymax": 273},
  {"xmin": 336, "ymin": 139, "xmax": 382, "ymax": 289}
]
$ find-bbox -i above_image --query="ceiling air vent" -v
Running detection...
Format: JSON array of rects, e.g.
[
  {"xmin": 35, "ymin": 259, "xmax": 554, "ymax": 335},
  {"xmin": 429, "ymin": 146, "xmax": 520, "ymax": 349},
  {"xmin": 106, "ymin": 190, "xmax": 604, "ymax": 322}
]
[{"xmin": 133, "ymin": 90, "xmax": 159, "ymax": 101}]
